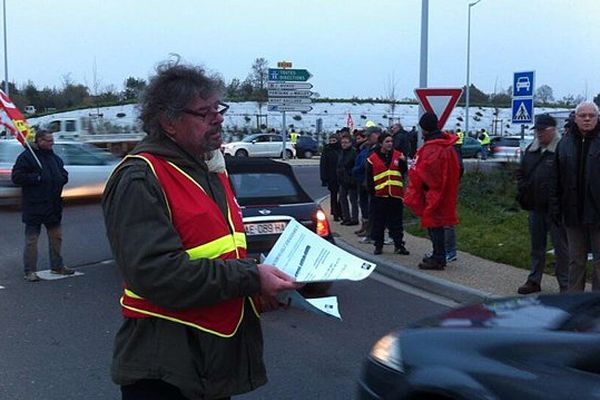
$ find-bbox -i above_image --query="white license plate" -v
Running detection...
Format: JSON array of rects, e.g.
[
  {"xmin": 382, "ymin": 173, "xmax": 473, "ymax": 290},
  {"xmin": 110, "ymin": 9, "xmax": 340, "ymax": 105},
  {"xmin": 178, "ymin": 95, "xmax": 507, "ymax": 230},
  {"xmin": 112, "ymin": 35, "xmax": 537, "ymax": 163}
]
[{"xmin": 244, "ymin": 221, "xmax": 287, "ymax": 236}]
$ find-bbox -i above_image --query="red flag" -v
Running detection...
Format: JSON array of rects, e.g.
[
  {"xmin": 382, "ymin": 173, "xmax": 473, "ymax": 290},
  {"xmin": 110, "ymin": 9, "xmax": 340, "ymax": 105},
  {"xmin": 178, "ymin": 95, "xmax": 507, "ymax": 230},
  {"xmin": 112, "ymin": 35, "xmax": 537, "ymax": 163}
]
[
  {"xmin": 0, "ymin": 89, "xmax": 35, "ymax": 145},
  {"xmin": 347, "ymin": 113, "xmax": 354, "ymax": 131}
]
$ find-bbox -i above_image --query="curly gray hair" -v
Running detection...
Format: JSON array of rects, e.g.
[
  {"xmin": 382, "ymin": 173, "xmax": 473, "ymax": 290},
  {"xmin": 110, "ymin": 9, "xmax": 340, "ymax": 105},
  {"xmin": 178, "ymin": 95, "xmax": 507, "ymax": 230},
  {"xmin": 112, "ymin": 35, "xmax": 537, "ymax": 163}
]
[{"xmin": 139, "ymin": 62, "xmax": 224, "ymax": 137}]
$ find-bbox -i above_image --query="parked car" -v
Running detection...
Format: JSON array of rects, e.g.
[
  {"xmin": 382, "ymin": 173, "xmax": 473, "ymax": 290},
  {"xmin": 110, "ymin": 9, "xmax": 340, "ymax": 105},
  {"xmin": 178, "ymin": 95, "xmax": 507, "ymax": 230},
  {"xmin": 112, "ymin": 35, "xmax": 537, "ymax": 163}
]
[
  {"xmin": 358, "ymin": 293, "xmax": 600, "ymax": 400},
  {"xmin": 295, "ymin": 135, "xmax": 318, "ymax": 159},
  {"xmin": 460, "ymin": 136, "xmax": 483, "ymax": 159},
  {"xmin": 225, "ymin": 157, "xmax": 333, "ymax": 294},
  {"xmin": 222, "ymin": 133, "xmax": 296, "ymax": 158},
  {"xmin": 490, "ymin": 135, "xmax": 534, "ymax": 161},
  {"xmin": 0, "ymin": 139, "xmax": 119, "ymax": 203}
]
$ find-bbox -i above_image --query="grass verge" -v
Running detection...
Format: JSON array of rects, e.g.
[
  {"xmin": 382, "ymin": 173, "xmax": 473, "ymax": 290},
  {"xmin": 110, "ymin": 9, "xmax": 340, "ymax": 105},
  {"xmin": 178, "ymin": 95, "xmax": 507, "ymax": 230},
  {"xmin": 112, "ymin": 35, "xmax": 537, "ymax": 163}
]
[{"xmin": 404, "ymin": 164, "xmax": 554, "ymax": 272}]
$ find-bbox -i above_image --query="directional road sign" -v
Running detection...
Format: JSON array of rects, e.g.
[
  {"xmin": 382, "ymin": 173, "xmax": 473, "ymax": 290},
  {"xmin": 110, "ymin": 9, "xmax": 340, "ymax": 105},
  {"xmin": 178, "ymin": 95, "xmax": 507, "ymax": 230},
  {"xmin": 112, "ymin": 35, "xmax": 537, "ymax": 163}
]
[
  {"xmin": 512, "ymin": 98, "xmax": 534, "ymax": 124},
  {"xmin": 267, "ymin": 89, "xmax": 313, "ymax": 98},
  {"xmin": 267, "ymin": 97, "xmax": 312, "ymax": 105},
  {"xmin": 414, "ymin": 88, "xmax": 463, "ymax": 129},
  {"xmin": 513, "ymin": 71, "xmax": 535, "ymax": 98},
  {"xmin": 268, "ymin": 68, "xmax": 312, "ymax": 82},
  {"xmin": 268, "ymin": 105, "xmax": 313, "ymax": 112},
  {"xmin": 267, "ymin": 82, "xmax": 313, "ymax": 90}
]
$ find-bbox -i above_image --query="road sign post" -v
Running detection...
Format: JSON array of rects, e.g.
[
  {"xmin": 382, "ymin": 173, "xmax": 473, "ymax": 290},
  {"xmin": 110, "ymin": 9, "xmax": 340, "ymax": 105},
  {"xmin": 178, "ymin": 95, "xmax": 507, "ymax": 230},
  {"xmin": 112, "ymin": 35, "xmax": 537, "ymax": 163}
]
[{"xmin": 267, "ymin": 64, "xmax": 314, "ymax": 160}]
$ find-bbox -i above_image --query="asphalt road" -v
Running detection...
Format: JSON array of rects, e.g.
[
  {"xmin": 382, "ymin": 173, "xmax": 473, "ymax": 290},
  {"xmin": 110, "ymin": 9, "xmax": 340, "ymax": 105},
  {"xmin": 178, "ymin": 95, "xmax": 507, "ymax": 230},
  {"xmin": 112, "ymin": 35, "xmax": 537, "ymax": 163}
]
[{"xmin": 0, "ymin": 165, "xmax": 450, "ymax": 399}]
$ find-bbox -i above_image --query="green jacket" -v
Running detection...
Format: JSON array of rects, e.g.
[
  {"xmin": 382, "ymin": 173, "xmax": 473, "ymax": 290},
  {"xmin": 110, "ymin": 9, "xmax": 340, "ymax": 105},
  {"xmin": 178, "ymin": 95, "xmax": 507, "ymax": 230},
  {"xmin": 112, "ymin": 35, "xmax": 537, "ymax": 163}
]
[{"xmin": 102, "ymin": 133, "xmax": 266, "ymax": 399}]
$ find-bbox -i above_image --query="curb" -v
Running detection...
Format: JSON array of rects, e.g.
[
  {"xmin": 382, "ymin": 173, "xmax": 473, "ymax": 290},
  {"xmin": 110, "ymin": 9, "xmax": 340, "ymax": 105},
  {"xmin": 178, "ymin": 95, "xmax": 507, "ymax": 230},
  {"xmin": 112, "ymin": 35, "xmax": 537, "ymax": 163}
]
[{"xmin": 335, "ymin": 237, "xmax": 494, "ymax": 304}]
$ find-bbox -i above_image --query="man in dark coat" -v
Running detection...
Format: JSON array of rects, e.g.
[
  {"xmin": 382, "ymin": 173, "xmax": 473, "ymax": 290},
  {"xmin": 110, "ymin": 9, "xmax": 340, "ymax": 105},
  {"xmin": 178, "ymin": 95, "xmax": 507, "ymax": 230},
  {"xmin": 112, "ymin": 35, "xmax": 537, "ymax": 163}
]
[
  {"xmin": 391, "ymin": 122, "xmax": 410, "ymax": 157},
  {"xmin": 550, "ymin": 101, "xmax": 600, "ymax": 292},
  {"xmin": 11, "ymin": 130, "xmax": 71, "ymax": 281},
  {"xmin": 320, "ymin": 132, "xmax": 341, "ymax": 221},
  {"xmin": 516, "ymin": 114, "xmax": 568, "ymax": 294}
]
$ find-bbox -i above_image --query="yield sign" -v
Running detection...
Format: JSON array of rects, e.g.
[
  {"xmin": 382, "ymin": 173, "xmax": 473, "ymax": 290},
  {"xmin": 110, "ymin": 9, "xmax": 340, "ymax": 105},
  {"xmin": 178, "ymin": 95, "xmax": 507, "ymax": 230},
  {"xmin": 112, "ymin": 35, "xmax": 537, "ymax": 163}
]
[{"xmin": 414, "ymin": 88, "xmax": 463, "ymax": 129}]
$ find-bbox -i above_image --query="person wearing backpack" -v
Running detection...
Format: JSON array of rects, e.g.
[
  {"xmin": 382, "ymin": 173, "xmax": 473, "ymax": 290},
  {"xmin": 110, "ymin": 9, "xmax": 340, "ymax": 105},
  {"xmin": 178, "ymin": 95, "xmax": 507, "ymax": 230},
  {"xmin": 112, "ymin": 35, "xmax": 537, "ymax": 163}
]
[{"xmin": 516, "ymin": 114, "xmax": 568, "ymax": 294}]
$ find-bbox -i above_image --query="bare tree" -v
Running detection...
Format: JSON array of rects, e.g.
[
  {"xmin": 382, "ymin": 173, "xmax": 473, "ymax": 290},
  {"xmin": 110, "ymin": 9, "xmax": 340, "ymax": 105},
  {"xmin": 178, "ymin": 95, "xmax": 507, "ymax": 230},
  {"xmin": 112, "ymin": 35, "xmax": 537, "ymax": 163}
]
[
  {"xmin": 536, "ymin": 84, "xmax": 554, "ymax": 104},
  {"xmin": 384, "ymin": 72, "xmax": 398, "ymax": 124}
]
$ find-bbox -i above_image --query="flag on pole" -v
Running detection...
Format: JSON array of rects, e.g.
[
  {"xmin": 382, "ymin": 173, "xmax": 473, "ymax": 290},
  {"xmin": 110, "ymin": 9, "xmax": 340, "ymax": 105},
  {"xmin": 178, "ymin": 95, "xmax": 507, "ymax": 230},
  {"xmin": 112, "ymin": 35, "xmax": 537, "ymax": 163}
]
[
  {"xmin": 0, "ymin": 89, "xmax": 35, "ymax": 145},
  {"xmin": 347, "ymin": 113, "xmax": 354, "ymax": 131}
]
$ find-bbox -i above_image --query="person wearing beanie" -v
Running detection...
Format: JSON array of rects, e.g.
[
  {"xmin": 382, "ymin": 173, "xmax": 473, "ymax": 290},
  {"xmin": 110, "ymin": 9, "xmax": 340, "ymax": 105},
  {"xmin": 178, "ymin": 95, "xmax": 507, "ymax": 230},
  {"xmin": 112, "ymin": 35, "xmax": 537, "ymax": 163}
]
[{"xmin": 404, "ymin": 113, "xmax": 461, "ymax": 270}]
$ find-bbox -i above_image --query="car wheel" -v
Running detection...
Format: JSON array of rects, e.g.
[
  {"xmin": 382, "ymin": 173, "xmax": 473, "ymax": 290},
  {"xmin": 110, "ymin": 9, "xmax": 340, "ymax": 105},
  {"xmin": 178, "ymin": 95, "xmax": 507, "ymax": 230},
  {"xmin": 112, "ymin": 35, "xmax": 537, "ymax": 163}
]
[
  {"xmin": 299, "ymin": 282, "xmax": 333, "ymax": 297},
  {"xmin": 303, "ymin": 150, "xmax": 313, "ymax": 159},
  {"xmin": 235, "ymin": 149, "xmax": 248, "ymax": 157},
  {"xmin": 281, "ymin": 149, "xmax": 294, "ymax": 159},
  {"xmin": 475, "ymin": 150, "xmax": 482, "ymax": 159}
]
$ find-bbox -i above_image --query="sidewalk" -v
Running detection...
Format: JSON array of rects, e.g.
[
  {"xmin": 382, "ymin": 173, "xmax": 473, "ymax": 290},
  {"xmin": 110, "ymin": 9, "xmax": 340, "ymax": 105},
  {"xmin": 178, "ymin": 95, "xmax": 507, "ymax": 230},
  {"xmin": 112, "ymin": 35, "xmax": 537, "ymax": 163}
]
[{"xmin": 320, "ymin": 199, "xmax": 567, "ymax": 304}]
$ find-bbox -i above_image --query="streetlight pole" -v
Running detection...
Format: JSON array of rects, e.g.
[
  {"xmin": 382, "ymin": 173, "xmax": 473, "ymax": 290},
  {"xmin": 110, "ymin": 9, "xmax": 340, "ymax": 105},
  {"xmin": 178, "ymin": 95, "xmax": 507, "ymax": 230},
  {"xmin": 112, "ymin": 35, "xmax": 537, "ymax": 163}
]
[
  {"xmin": 418, "ymin": 0, "xmax": 428, "ymax": 148},
  {"xmin": 465, "ymin": 0, "xmax": 481, "ymax": 136},
  {"xmin": 2, "ymin": 0, "xmax": 7, "ymax": 95}
]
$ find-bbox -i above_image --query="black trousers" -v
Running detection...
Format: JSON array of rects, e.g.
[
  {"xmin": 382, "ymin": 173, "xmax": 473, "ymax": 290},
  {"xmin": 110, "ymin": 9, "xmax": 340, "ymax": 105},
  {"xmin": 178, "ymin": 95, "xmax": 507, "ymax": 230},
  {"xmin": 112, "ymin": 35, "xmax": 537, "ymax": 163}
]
[
  {"xmin": 428, "ymin": 227, "xmax": 446, "ymax": 264},
  {"xmin": 121, "ymin": 379, "xmax": 231, "ymax": 400},
  {"xmin": 371, "ymin": 196, "xmax": 404, "ymax": 249}
]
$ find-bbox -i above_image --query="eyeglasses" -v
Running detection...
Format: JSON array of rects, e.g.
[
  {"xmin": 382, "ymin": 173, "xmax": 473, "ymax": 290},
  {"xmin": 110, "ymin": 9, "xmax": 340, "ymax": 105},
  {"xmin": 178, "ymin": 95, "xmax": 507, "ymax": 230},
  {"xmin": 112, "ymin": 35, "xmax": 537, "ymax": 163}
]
[
  {"xmin": 576, "ymin": 113, "xmax": 598, "ymax": 119},
  {"xmin": 182, "ymin": 101, "xmax": 229, "ymax": 120}
]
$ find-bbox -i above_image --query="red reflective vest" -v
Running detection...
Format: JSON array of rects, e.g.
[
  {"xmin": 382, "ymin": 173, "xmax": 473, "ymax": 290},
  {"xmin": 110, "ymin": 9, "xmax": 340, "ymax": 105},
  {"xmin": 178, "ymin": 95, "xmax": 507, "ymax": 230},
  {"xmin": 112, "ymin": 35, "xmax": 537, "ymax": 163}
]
[
  {"xmin": 119, "ymin": 153, "xmax": 257, "ymax": 337},
  {"xmin": 367, "ymin": 150, "xmax": 404, "ymax": 198}
]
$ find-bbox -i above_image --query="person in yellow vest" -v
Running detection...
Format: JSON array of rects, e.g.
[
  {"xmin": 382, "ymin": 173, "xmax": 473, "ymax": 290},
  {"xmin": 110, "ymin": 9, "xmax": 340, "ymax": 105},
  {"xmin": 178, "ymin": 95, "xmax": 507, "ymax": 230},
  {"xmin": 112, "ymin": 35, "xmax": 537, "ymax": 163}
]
[
  {"xmin": 289, "ymin": 129, "xmax": 298, "ymax": 146},
  {"xmin": 455, "ymin": 128, "xmax": 464, "ymax": 147},
  {"xmin": 366, "ymin": 132, "xmax": 409, "ymax": 255},
  {"xmin": 478, "ymin": 128, "xmax": 491, "ymax": 160},
  {"xmin": 102, "ymin": 63, "xmax": 302, "ymax": 400}
]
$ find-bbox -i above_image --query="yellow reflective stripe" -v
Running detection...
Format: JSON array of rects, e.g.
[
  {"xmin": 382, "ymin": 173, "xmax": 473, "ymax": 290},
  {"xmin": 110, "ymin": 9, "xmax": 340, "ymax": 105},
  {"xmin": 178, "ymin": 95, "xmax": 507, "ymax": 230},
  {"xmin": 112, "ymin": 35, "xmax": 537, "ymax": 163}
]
[
  {"xmin": 186, "ymin": 234, "xmax": 240, "ymax": 260},
  {"xmin": 233, "ymin": 232, "xmax": 247, "ymax": 249},
  {"xmin": 375, "ymin": 179, "xmax": 403, "ymax": 191},
  {"xmin": 123, "ymin": 154, "xmax": 173, "ymax": 222},
  {"xmin": 124, "ymin": 288, "xmax": 143, "ymax": 299},
  {"xmin": 165, "ymin": 161, "xmax": 207, "ymax": 194},
  {"xmin": 120, "ymin": 295, "xmax": 246, "ymax": 338},
  {"xmin": 225, "ymin": 205, "xmax": 240, "ymax": 259},
  {"xmin": 373, "ymin": 169, "xmax": 401, "ymax": 181},
  {"xmin": 248, "ymin": 296, "xmax": 261, "ymax": 318}
]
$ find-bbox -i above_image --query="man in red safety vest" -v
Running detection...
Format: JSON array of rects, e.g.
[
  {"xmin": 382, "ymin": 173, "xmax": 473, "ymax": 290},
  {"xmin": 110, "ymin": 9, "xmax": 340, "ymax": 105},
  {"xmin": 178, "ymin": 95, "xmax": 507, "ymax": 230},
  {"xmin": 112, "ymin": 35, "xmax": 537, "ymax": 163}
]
[{"xmin": 102, "ymin": 63, "xmax": 302, "ymax": 400}]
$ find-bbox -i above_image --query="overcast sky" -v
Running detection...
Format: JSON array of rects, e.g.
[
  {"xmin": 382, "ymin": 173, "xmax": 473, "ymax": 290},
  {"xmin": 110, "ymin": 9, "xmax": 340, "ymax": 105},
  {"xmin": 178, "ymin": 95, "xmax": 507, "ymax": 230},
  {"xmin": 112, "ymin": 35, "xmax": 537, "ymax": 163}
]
[{"xmin": 7, "ymin": 0, "xmax": 599, "ymax": 100}]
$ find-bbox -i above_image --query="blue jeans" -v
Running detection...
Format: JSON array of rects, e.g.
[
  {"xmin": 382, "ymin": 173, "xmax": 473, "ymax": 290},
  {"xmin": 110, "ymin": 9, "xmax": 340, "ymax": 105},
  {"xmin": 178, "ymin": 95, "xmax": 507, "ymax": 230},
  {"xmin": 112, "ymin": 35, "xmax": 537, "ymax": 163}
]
[
  {"xmin": 444, "ymin": 226, "xmax": 456, "ymax": 258},
  {"xmin": 23, "ymin": 223, "xmax": 64, "ymax": 274}
]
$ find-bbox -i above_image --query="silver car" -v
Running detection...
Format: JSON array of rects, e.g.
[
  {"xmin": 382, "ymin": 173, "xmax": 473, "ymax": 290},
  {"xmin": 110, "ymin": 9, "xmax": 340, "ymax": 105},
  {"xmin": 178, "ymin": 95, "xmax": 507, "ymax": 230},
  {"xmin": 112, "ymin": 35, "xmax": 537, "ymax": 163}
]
[{"xmin": 0, "ymin": 139, "xmax": 119, "ymax": 203}]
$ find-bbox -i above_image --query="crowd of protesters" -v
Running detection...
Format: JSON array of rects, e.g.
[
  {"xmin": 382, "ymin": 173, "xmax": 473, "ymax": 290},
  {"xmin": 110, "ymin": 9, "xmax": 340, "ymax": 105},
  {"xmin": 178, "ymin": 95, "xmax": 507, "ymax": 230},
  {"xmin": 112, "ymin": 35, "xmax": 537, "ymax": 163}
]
[{"xmin": 320, "ymin": 115, "xmax": 459, "ymax": 265}]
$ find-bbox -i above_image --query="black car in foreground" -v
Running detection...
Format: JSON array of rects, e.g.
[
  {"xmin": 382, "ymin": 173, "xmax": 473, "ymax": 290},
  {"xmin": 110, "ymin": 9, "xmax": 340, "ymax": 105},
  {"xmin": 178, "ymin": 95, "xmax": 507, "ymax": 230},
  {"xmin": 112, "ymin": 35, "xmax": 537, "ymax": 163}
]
[
  {"xmin": 358, "ymin": 293, "xmax": 600, "ymax": 400},
  {"xmin": 226, "ymin": 158, "xmax": 334, "ymax": 294}
]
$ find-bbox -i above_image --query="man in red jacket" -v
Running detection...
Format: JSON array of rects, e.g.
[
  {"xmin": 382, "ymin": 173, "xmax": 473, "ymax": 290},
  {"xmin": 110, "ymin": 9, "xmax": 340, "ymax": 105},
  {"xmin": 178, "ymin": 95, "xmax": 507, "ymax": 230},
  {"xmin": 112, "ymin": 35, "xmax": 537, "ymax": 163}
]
[{"xmin": 404, "ymin": 113, "xmax": 461, "ymax": 270}]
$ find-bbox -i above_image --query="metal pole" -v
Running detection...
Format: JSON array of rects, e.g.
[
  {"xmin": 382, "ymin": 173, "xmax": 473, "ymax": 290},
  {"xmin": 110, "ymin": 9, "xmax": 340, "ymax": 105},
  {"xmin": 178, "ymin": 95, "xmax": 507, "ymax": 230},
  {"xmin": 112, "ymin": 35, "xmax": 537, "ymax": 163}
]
[
  {"xmin": 2, "ymin": 0, "xmax": 7, "ymax": 95},
  {"xmin": 281, "ymin": 111, "xmax": 287, "ymax": 160},
  {"xmin": 466, "ymin": 0, "xmax": 481, "ymax": 137},
  {"xmin": 417, "ymin": 0, "xmax": 428, "ymax": 149}
]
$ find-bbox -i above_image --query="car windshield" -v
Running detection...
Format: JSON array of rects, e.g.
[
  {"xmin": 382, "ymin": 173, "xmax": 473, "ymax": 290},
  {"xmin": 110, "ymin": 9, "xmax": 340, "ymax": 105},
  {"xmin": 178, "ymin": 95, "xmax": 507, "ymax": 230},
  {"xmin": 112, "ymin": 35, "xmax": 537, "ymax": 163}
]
[{"xmin": 229, "ymin": 172, "xmax": 298, "ymax": 204}]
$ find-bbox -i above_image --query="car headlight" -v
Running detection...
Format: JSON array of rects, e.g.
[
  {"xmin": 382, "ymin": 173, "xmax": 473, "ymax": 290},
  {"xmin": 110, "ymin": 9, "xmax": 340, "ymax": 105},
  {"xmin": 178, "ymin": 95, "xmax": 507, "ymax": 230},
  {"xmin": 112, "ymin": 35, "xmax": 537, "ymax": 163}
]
[{"xmin": 370, "ymin": 332, "xmax": 404, "ymax": 371}]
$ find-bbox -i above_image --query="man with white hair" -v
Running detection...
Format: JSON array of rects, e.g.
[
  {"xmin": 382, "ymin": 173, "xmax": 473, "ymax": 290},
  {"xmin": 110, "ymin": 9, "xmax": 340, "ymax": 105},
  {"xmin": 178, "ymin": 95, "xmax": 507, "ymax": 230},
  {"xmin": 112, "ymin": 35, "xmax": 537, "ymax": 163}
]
[{"xmin": 550, "ymin": 101, "xmax": 600, "ymax": 292}]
